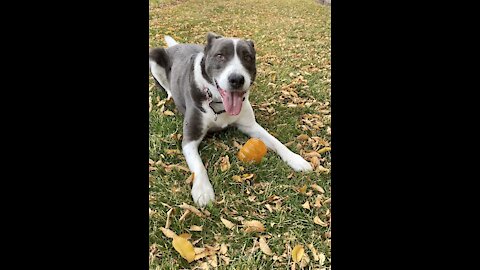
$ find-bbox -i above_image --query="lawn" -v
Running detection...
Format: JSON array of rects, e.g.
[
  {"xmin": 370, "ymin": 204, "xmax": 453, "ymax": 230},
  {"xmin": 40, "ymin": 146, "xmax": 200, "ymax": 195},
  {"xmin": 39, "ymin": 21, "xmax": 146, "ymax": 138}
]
[{"xmin": 149, "ymin": 0, "xmax": 331, "ymax": 269}]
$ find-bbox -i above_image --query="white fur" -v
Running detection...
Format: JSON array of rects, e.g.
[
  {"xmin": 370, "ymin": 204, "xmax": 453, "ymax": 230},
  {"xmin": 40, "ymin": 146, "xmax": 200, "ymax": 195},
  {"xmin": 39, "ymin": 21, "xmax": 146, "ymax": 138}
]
[
  {"xmin": 149, "ymin": 59, "xmax": 172, "ymax": 99},
  {"xmin": 164, "ymin": 35, "xmax": 178, "ymax": 47},
  {"xmin": 216, "ymin": 39, "xmax": 251, "ymax": 91},
  {"xmin": 183, "ymin": 140, "xmax": 215, "ymax": 207}
]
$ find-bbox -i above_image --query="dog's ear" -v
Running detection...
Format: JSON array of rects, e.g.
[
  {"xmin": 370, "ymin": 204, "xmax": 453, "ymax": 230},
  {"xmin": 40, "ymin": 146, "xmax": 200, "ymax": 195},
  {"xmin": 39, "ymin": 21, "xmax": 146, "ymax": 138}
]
[
  {"xmin": 246, "ymin": 39, "xmax": 255, "ymax": 49},
  {"xmin": 205, "ymin": 32, "xmax": 222, "ymax": 52}
]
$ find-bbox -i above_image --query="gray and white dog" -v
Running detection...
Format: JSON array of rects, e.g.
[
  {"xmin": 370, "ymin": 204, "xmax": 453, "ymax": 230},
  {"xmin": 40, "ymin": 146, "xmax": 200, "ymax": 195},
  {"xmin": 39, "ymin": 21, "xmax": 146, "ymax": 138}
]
[{"xmin": 149, "ymin": 33, "xmax": 312, "ymax": 207}]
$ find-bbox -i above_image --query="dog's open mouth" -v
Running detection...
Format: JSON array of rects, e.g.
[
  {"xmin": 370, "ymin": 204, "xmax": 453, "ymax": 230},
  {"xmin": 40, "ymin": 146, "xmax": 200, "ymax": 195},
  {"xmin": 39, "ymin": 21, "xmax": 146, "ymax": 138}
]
[{"xmin": 215, "ymin": 79, "xmax": 246, "ymax": 116}]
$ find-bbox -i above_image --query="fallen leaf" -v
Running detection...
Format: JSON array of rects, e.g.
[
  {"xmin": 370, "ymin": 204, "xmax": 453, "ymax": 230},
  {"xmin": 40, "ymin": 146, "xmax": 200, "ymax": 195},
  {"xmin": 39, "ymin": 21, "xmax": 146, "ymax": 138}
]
[
  {"xmin": 307, "ymin": 243, "xmax": 319, "ymax": 261},
  {"xmin": 220, "ymin": 243, "xmax": 228, "ymax": 255},
  {"xmin": 219, "ymin": 155, "xmax": 231, "ymax": 172},
  {"xmin": 259, "ymin": 237, "xmax": 274, "ymax": 255},
  {"xmin": 179, "ymin": 209, "xmax": 191, "ymax": 222},
  {"xmin": 180, "ymin": 203, "xmax": 205, "ymax": 217},
  {"xmin": 163, "ymin": 110, "xmax": 175, "ymax": 116},
  {"xmin": 319, "ymin": 253, "xmax": 326, "ymax": 265},
  {"xmin": 265, "ymin": 203, "xmax": 274, "ymax": 213},
  {"xmin": 310, "ymin": 156, "xmax": 320, "ymax": 168},
  {"xmin": 232, "ymin": 175, "xmax": 242, "ymax": 182},
  {"xmin": 311, "ymin": 184, "xmax": 325, "ymax": 194},
  {"xmin": 324, "ymin": 231, "xmax": 331, "ymax": 239},
  {"xmin": 172, "ymin": 235, "xmax": 195, "ymax": 263},
  {"xmin": 302, "ymin": 201, "xmax": 310, "ymax": 210},
  {"xmin": 220, "ymin": 217, "xmax": 235, "ymax": 230},
  {"xmin": 194, "ymin": 247, "xmax": 205, "ymax": 254},
  {"xmin": 207, "ymin": 254, "xmax": 218, "ymax": 267},
  {"xmin": 220, "ymin": 255, "xmax": 230, "ymax": 265},
  {"xmin": 190, "ymin": 225, "xmax": 203, "ymax": 231},
  {"xmin": 314, "ymin": 216, "xmax": 328, "ymax": 227},
  {"xmin": 292, "ymin": 245, "xmax": 304, "ymax": 263},
  {"xmin": 323, "ymin": 198, "xmax": 331, "ymax": 204},
  {"xmin": 186, "ymin": 173, "xmax": 195, "ymax": 185},
  {"xmin": 298, "ymin": 185, "xmax": 308, "ymax": 194},
  {"xmin": 165, "ymin": 208, "xmax": 173, "ymax": 229},
  {"xmin": 318, "ymin": 147, "xmax": 331, "ymax": 154},
  {"xmin": 160, "ymin": 227, "xmax": 177, "ymax": 239},
  {"xmin": 297, "ymin": 134, "xmax": 310, "ymax": 141},
  {"xmin": 178, "ymin": 233, "xmax": 192, "ymax": 240},
  {"xmin": 314, "ymin": 195, "xmax": 323, "ymax": 208},
  {"xmin": 243, "ymin": 220, "xmax": 266, "ymax": 233},
  {"xmin": 300, "ymin": 252, "xmax": 310, "ymax": 268}
]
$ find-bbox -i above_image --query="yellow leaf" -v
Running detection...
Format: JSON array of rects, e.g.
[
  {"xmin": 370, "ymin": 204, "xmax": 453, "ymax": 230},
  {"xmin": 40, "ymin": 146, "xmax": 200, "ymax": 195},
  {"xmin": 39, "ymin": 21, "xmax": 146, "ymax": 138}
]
[
  {"xmin": 318, "ymin": 147, "xmax": 331, "ymax": 154},
  {"xmin": 189, "ymin": 225, "xmax": 203, "ymax": 231},
  {"xmin": 259, "ymin": 237, "xmax": 274, "ymax": 255},
  {"xmin": 232, "ymin": 175, "xmax": 242, "ymax": 182},
  {"xmin": 302, "ymin": 200, "xmax": 310, "ymax": 210},
  {"xmin": 163, "ymin": 110, "xmax": 175, "ymax": 116},
  {"xmin": 292, "ymin": 245, "xmax": 304, "ymax": 263},
  {"xmin": 311, "ymin": 184, "xmax": 325, "ymax": 194},
  {"xmin": 178, "ymin": 233, "xmax": 191, "ymax": 240},
  {"xmin": 172, "ymin": 235, "xmax": 195, "ymax": 263},
  {"xmin": 314, "ymin": 216, "xmax": 328, "ymax": 227},
  {"xmin": 221, "ymin": 217, "xmax": 235, "ymax": 230},
  {"xmin": 298, "ymin": 185, "xmax": 307, "ymax": 194},
  {"xmin": 307, "ymin": 243, "xmax": 319, "ymax": 261},
  {"xmin": 243, "ymin": 220, "xmax": 266, "ymax": 233},
  {"xmin": 160, "ymin": 227, "xmax": 177, "ymax": 239}
]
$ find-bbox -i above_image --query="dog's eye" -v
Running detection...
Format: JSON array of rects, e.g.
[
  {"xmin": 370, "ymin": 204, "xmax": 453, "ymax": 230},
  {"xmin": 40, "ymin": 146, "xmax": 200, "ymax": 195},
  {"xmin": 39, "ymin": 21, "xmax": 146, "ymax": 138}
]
[{"xmin": 216, "ymin": 54, "xmax": 225, "ymax": 61}]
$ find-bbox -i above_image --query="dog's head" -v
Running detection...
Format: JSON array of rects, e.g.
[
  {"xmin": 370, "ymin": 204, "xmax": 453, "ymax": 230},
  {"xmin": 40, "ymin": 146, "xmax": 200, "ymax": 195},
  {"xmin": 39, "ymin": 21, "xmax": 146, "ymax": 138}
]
[{"xmin": 203, "ymin": 32, "xmax": 257, "ymax": 116}]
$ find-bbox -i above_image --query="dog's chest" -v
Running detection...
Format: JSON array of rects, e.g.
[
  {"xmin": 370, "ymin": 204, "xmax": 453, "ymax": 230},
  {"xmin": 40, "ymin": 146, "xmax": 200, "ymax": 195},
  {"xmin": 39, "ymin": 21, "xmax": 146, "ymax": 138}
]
[{"xmin": 202, "ymin": 101, "xmax": 240, "ymax": 131}]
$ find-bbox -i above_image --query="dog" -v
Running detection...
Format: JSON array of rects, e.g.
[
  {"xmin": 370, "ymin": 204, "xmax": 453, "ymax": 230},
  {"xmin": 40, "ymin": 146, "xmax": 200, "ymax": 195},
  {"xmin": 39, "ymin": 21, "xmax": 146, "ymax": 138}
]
[{"xmin": 149, "ymin": 32, "xmax": 313, "ymax": 207}]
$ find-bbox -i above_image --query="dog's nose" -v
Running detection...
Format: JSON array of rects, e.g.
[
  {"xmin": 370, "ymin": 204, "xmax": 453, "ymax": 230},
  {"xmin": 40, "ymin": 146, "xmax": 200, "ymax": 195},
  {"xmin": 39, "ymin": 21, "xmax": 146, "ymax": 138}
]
[{"xmin": 228, "ymin": 74, "xmax": 245, "ymax": 89}]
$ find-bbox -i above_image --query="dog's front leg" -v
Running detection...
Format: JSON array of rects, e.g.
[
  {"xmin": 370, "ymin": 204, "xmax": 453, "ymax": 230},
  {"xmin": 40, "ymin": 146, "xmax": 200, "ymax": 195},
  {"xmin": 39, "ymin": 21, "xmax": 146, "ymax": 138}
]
[
  {"xmin": 236, "ymin": 107, "xmax": 312, "ymax": 172},
  {"xmin": 182, "ymin": 138, "xmax": 215, "ymax": 207}
]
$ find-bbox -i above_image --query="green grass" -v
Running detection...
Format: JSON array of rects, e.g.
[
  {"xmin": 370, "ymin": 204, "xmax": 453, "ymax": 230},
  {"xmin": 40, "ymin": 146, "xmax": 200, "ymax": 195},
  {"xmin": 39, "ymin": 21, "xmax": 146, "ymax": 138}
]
[{"xmin": 149, "ymin": 0, "xmax": 331, "ymax": 269}]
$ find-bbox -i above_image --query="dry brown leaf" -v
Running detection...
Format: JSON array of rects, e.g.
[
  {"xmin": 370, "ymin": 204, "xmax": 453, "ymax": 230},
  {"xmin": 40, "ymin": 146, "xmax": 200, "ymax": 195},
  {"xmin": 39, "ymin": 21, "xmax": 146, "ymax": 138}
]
[
  {"xmin": 172, "ymin": 235, "xmax": 195, "ymax": 263},
  {"xmin": 196, "ymin": 261, "xmax": 210, "ymax": 269},
  {"xmin": 163, "ymin": 110, "xmax": 175, "ymax": 116},
  {"xmin": 179, "ymin": 210, "xmax": 191, "ymax": 222},
  {"xmin": 220, "ymin": 217, "xmax": 235, "ymax": 230},
  {"xmin": 165, "ymin": 208, "xmax": 173, "ymax": 229},
  {"xmin": 160, "ymin": 227, "xmax": 177, "ymax": 239},
  {"xmin": 323, "ymin": 198, "xmax": 331, "ymax": 204},
  {"xmin": 311, "ymin": 184, "xmax": 325, "ymax": 194},
  {"xmin": 190, "ymin": 225, "xmax": 203, "ymax": 232},
  {"xmin": 265, "ymin": 203, "xmax": 274, "ymax": 213},
  {"xmin": 324, "ymin": 231, "xmax": 331, "ymax": 239},
  {"xmin": 194, "ymin": 247, "xmax": 205, "ymax": 254},
  {"xmin": 219, "ymin": 155, "xmax": 231, "ymax": 172},
  {"xmin": 300, "ymin": 252, "xmax": 310, "ymax": 268},
  {"xmin": 302, "ymin": 200, "xmax": 311, "ymax": 210},
  {"xmin": 298, "ymin": 185, "xmax": 308, "ymax": 194},
  {"xmin": 180, "ymin": 203, "xmax": 205, "ymax": 217},
  {"xmin": 316, "ymin": 165, "xmax": 330, "ymax": 173},
  {"xmin": 305, "ymin": 151, "xmax": 321, "ymax": 158},
  {"xmin": 318, "ymin": 147, "xmax": 331, "ymax": 154},
  {"xmin": 297, "ymin": 134, "xmax": 310, "ymax": 141},
  {"xmin": 292, "ymin": 245, "xmax": 304, "ymax": 263},
  {"xmin": 186, "ymin": 173, "xmax": 195, "ymax": 185},
  {"xmin": 232, "ymin": 140, "xmax": 242, "ymax": 150},
  {"xmin": 243, "ymin": 220, "xmax": 266, "ymax": 233},
  {"xmin": 319, "ymin": 252, "xmax": 326, "ymax": 265},
  {"xmin": 314, "ymin": 216, "xmax": 328, "ymax": 227},
  {"xmin": 307, "ymin": 243, "xmax": 319, "ymax": 261},
  {"xmin": 178, "ymin": 233, "xmax": 192, "ymax": 240},
  {"xmin": 220, "ymin": 243, "xmax": 228, "ymax": 255},
  {"xmin": 220, "ymin": 255, "xmax": 230, "ymax": 265},
  {"xmin": 207, "ymin": 254, "xmax": 218, "ymax": 267},
  {"xmin": 314, "ymin": 195, "xmax": 322, "ymax": 208},
  {"xmin": 310, "ymin": 156, "xmax": 320, "ymax": 168},
  {"xmin": 259, "ymin": 237, "xmax": 274, "ymax": 256}
]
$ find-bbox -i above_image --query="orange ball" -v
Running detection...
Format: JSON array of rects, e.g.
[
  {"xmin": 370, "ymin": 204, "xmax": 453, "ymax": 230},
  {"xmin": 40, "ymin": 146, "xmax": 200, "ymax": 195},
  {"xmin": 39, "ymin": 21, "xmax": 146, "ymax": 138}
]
[{"xmin": 237, "ymin": 138, "xmax": 267, "ymax": 164}]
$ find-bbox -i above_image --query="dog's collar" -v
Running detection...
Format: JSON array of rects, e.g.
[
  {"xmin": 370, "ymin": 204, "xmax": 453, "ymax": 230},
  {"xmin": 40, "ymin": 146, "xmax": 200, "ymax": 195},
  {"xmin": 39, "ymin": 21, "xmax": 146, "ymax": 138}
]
[{"xmin": 202, "ymin": 87, "xmax": 225, "ymax": 120}]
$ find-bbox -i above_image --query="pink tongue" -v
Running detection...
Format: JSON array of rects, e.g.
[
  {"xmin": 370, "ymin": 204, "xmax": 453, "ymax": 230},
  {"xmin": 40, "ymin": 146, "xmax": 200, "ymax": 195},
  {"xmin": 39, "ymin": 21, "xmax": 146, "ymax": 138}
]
[{"xmin": 223, "ymin": 91, "xmax": 244, "ymax": 115}]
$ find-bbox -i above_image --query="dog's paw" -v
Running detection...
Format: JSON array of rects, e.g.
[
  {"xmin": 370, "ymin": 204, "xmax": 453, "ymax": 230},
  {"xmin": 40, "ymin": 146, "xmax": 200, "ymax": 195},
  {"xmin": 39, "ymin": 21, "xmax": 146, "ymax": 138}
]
[
  {"xmin": 191, "ymin": 180, "xmax": 215, "ymax": 207},
  {"xmin": 286, "ymin": 153, "xmax": 313, "ymax": 172}
]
